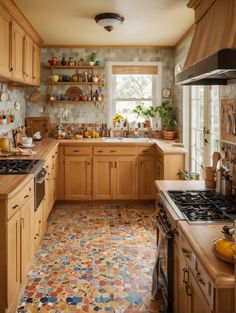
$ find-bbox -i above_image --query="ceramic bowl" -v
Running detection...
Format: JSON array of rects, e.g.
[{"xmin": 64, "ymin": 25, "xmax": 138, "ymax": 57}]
[
  {"xmin": 50, "ymin": 75, "xmax": 59, "ymax": 82},
  {"xmin": 21, "ymin": 137, "xmax": 33, "ymax": 146}
]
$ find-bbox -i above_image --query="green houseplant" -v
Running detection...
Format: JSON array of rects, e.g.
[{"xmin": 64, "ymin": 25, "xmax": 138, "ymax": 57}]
[
  {"xmin": 133, "ymin": 103, "xmax": 158, "ymax": 128},
  {"xmin": 156, "ymin": 102, "xmax": 177, "ymax": 140},
  {"xmin": 88, "ymin": 52, "xmax": 96, "ymax": 66}
]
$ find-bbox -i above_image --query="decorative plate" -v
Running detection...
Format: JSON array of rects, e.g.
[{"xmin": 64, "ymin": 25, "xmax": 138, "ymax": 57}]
[{"xmin": 65, "ymin": 87, "xmax": 82, "ymax": 101}]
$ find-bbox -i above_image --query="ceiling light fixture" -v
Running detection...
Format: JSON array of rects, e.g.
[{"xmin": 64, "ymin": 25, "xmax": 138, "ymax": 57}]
[{"xmin": 95, "ymin": 13, "xmax": 125, "ymax": 32}]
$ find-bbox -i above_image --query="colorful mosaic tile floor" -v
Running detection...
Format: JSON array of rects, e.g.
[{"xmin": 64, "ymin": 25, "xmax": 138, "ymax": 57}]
[{"xmin": 17, "ymin": 203, "xmax": 165, "ymax": 313}]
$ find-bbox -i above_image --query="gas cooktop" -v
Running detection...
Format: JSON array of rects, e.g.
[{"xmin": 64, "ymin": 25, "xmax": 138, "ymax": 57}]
[
  {"xmin": 0, "ymin": 159, "xmax": 42, "ymax": 174},
  {"xmin": 166, "ymin": 190, "xmax": 236, "ymax": 222}
]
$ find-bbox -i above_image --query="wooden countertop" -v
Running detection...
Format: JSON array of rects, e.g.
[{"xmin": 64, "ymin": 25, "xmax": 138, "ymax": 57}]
[
  {"xmin": 178, "ymin": 221, "xmax": 235, "ymax": 288},
  {"xmin": 154, "ymin": 179, "xmax": 206, "ymax": 192},
  {"xmin": 0, "ymin": 173, "xmax": 34, "ymax": 199}
]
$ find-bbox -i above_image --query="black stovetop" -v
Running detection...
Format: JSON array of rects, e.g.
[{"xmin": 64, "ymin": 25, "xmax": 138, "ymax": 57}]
[
  {"xmin": 0, "ymin": 159, "xmax": 40, "ymax": 174},
  {"xmin": 167, "ymin": 190, "xmax": 236, "ymax": 222}
]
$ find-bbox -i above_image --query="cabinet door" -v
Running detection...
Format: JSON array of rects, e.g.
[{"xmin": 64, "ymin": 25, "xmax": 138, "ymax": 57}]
[
  {"xmin": 7, "ymin": 210, "xmax": 21, "ymax": 308},
  {"xmin": 20, "ymin": 197, "xmax": 33, "ymax": 282},
  {"xmin": 0, "ymin": 6, "xmax": 12, "ymax": 79},
  {"xmin": 45, "ymin": 156, "xmax": 52, "ymax": 220},
  {"xmin": 93, "ymin": 156, "xmax": 114, "ymax": 199},
  {"xmin": 12, "ymin": 21, "xmax": 25, "ymax": 82},
  {"xmin": 65, "ymin": 156, "xmax": 92, "ymax": 200},
  {"xmin": 174, "ymin": 243, "xmax": 188, "ymax": 313},
  {"xmin": 32, "ymin": 42, "xmax": 40, "ymax": 85},
  {"xmin": 24, "ymin": 35, "xmax": 33, "ymax": 83},
  {"xmin": 188, "ymin": 270, "xmax": 210, "ymax": 313},
  {"xmin": 139, "ymin": 156, "xmax": 155, "ymax": 199},
  {"xmin": 116, "ymin": 156, "xmax": 137, "ymax": 199}
]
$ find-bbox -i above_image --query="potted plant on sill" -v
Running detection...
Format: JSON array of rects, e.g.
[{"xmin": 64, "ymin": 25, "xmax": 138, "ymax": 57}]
[
  {"xmin": 133, "ymin": 103, "xmax": 158, "ymax": 128},
  {"xmin": 156, "ymin": 102, "xmax": 177, "ymax": 140},
  {"xmin": 88, "ymin": 52, "xmax": 96, "ymax": 66}
]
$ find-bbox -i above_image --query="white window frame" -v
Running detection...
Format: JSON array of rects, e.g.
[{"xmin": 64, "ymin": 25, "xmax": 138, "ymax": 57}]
[
  {"xmin": 183, "ymin": 85, "xmax": 220, "ymax": 174},
  {"xmin": 107, "ymin": 61, "xmax": 162, "ymax": 128}
]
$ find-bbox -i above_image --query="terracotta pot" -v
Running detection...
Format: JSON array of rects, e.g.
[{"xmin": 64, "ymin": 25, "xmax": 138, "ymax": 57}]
[
  {"xmin": 162, "ymin": 130, "xmax": 176, "ymax": 140},
  {"xmin": 145, "ymin": 120, "xmax": 151, "ymax": 128}
]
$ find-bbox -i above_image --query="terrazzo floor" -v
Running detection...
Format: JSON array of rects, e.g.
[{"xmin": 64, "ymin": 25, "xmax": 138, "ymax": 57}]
[{"xmin": 17, "ymin": 203, "xmax": 165, "ymax": 313}]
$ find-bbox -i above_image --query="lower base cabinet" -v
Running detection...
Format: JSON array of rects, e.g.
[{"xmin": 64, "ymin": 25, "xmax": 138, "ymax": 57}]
[
  {"xmin": 65, "ymin": 156, "xmax": 92, "ymax": 200},
  {"xmin": 7, "ymin": 196, "xmax": 34, "ymax": 312},
  {"xmin": 139, "ymin": 156, "xmax": 155, "ymax": 199},
  {"xmin": 34, "ymin": 199, "xmax": 46, "ymax": 251}
]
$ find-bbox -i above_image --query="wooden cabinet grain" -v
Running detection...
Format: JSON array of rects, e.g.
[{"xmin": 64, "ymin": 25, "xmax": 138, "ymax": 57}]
[
  {"xmin": 12, "ymin": 20, "xmax": 25, "ymax": 82},
  {"xmin": 0, "ymin": 5, "xmax": 12, "ymax": 79},
  {"xmin": 65, "ymin": 156, "xmax": 92, "ymax": 200},
  {"xmin": 93, "ymin": 156, "xmax": 114, "ymax": 200},
  {"xmin": 139, "ymin": 156, "xmax": 155, "ymax": 199},
  {"xmin": 32, "ymin": 42, "xmax": 41, "ymax": 85},
  {"xmin": 6, "ymin": 187, "xmax": 34, "ymax": 312}
]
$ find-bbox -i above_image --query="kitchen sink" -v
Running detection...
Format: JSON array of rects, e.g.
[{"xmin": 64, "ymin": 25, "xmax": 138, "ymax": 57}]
[{"xmin": 102, "ymin": 137, "xmax": 151, "ymax": 143}]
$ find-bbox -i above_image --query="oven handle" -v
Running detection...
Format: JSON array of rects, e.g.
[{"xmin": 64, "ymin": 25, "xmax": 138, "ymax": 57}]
[
  {"xmin": 36, "ymin": 173, "xmax": 46, "ymax": 184},
  {"xmin": 156, "ymin": 215, "xmax": 173, "ymax": 239}
]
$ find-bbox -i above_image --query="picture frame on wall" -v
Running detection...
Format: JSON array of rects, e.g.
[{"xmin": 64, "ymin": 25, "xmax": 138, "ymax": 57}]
[{"xmin": 162, "ymin": 88, "xmax": 171, "ymax": 99}]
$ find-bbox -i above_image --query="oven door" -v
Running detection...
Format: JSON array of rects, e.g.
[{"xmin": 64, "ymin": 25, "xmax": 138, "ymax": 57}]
[
  {"xmin": 152, "ymin": 214, "xmax": 173, "ymax": 313},
  {"xmin": 34, "ymin": 169, "xmax": 46, "ymax": 211}
]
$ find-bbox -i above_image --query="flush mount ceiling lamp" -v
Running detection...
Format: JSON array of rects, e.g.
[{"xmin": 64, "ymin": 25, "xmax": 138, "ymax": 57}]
[{"xmin": 95, "ymin": 13, "xmax": 125, "ymax": 32}]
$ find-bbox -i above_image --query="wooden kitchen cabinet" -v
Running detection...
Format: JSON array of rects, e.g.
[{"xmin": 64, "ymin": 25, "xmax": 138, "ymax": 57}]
[
  {"xmin": 34, "ymin": 199, "xmax": 46, "ymax": 251},
  {"xmin": 93, "ymin": 156, "xmax": 114, "ymax": 199},
  {"xmin": 0, "ymin": 1, "xmax": 42, "ymax": 84},
  {"xmin": 12, "ymin": 20, "xmax": 25, "ymax": 82},
  {"xmin": 139, "ymin": 156, "xmax": 155, "ymax": 199},
  {"xmin": 65, "ymin": 156, "xmax": 92, "ymax": 200},
  {"xmin": 0, "ymin": 5, "xmax": 12, "ymax": 79},
  {"xmin": 6, "ymin": 182, "xmax": 34, "ymax": 312},
  {"xmin": 116, "ymin": 156, "xmax": 137, "ymax": 199}
]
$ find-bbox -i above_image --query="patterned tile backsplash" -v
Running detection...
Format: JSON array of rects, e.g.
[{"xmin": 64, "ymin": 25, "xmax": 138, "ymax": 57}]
[{"xmin": 26, "ymin": 47, "xmax": 175, "ymax": 125}]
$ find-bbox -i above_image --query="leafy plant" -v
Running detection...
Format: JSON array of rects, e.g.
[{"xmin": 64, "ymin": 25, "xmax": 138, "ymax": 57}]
[
  {"xmin": 156, "ymin": 102, "xmax": 177, "ymax": 131},
  {"xmin": 89, "ymin": 52, "xmax": 96, "ymax": 62},
  {"xmin": 133, "ymin": 103, "xmax": 158, "ymax": 119}
]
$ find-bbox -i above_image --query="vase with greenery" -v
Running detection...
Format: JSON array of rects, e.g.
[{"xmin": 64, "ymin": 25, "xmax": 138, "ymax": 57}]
[
  {"xmin": 133, "ymin": 103, "xmax": 158, "ymax": 128},
  {"xmin": 88, "ymin": 52, "xmax": 96, "ymax": 66},
  {"xmin": 156, "ymin": 102, "xmax": 177, "ymax": 139}
]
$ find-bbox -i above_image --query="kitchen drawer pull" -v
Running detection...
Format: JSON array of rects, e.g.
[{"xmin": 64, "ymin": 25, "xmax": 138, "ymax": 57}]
[
  {"xmin": 182, "ymin": 248, "xmax": 192, "ymax": 259},
  {"xmin": 12, "ymin": 204, "xmax": 19, "ymax": 210},
  {"xmin": 143, "ymin": 150, "xmax": 148, "ymax": 152},
  {"xmin": 73, "ymin": 150, "xmax": 80, "ymax": 152},
  {"xmin": 185, "ymin": 283, "xmax": 192, "ymax": 296},
  {"xmin": 183, "ymin": 268, "xmax": 188, "ymax": 284},
  {"xmin": 24, "ymin": 194, "xmax": 30, "ymax": 199},
  {"xmin": 52, "ymin": 155, "xmax": 55, "ymax": 159},
  {"xmin": 39, "ymin": 220, "xmax": 41, "ymax": 224},
  {"xmin": 87, "ymin": 162, "xmax": 91, "ymax": 165},
  {"xmin": 197, "ymin": 272, "xmax": 205, "ymax": 286},
  {"xmin": 110, "ymin": 150, "xmax": 117, "ymax": 153},
  {"xmin": 98, "ymin": 150, "xmax": 103, "ymax": 152}
]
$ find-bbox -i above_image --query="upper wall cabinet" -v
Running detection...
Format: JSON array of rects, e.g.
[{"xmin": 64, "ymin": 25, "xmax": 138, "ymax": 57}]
[
  {"xmin": 0, "ymin": 6, "xmax": 12, "ymax": 79},
  {"xmin": 0, "ymin": 1, "xmax": 42, "ymax": 86}
]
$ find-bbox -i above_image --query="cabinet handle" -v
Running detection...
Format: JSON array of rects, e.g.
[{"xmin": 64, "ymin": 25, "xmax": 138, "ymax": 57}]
[
  {"xmin": 143, "ymin": 150, "xmax": 148, "ymax": 153},
  {"xmin": 10, "ymin": 67, "xmax": 13, "ymax": 72},
  {"xmin": 110, "ymin": 150, "xmax": 117, "ymax": 153},
  {"xmin": 98, "ymin": 150, "xmax": 103, "ymax": 153},
  {"xmin": 12, "ymin": 204, "xmax": 19, "ymax": 210},
  {"xmin": 24, "ymin": 194, "xmax": 29, "ymax": 199},
  {"xmin": 197, "ymin": 272, "xmax": 205, "ymax": 286},
  {"xmin": 114, "ymin": 161, "xmax": 117, "ymax": 168},
  {"xmin": 39, "ymin": 220, "xmax": 41, "ymax": 224},
  {"xmin": 20, "ymin": 217, "xmax": 24, "ymax": 229},
  {"xmin": 183, "ymin": 268, "xmax": 188, "ymax": 284},
  {"xmin": 182, "ymin": 248, "xmax": 192, "ymax": 259},
  {"xmin": 73, "ymin": 150, "xmax": 80, "ymax": 153},
  {"xmin": 140, "ymin": 161, "xmax": 143, "ymax": 165},
  {"xmin": 33, "ymin": 76, "xmax": 36, "ymax": 79},
  {"xmin": 87, "ymin": 162, "xmax": 90, "ymax": 165},
  {"xmin": 185, "ymin": 283, "xmax": 192, "ymax": 296}
]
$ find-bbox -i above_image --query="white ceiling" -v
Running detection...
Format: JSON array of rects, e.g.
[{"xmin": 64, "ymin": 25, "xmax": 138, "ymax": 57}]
[{"xmin": 14, "ymin": 0, "xmax": 194, "ymax": 46}]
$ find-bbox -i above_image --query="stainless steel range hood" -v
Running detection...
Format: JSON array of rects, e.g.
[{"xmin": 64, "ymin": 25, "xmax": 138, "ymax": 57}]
[{"xmin": 175, "ymin": 49, "xmax": 236, "ymax": 85}]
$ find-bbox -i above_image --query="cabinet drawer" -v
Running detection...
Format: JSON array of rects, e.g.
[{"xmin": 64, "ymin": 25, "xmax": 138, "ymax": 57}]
[
  {"xmin": 138, "ymin": 146, "xmax": 155, "ymax": 155},
  {"xmin": 64, "ymin": 146, "xmax": 92, "ymax": 155},
  {"xmin": 8, "ymin": 180, "xmax": 34, "ymax": 220},
  {"xmin": 94, "ymin": 147, "xmax": 136, "ymax": 155}
]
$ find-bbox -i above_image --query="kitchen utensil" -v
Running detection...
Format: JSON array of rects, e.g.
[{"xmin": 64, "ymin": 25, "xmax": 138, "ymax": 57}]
[
  {"xmin": 29, "ymin": 88, "xmax": 41, "ymax": 102},
  {"xmin": 21, "ymin": 137, "xmax": 33, "ymax": 146},
  {"xmin": 204, "ymin": 166, "xmax": 215, "ymax": 188},
  {"xmin": 212, "ymin": 152, "xmax": 221, "ymax": 170},
  {"xmin": 221, "ymin": 176, "xmax": 232, "ymax": 196}
]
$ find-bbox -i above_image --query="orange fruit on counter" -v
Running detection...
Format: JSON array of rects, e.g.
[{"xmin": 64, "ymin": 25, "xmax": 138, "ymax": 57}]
[{"xmin": 215, "ymin": 238, "xmax": 236, "ymax": 259}]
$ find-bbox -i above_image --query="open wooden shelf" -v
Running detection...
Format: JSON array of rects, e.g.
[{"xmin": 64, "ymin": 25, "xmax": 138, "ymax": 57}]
[
  {"xmin": 49, "ymin": 100, "xmax": 103, "ymax": 104},
  {"xmin": 45, "ymin": 65, "xmax": 105, "ymax": 70},
  {"xmin": 48, "ymin": 81, "xmax": 103, "ymax": 86}
]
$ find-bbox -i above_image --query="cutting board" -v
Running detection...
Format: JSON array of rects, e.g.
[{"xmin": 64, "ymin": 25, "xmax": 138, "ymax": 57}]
[{"xmin": 25, "ymin": 117, "xmax": 50, "ymax": 138}]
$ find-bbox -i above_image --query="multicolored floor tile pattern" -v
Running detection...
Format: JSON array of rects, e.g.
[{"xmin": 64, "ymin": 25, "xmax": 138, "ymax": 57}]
[{"xmin": 17, "ymin": 203, "xmax": 165, "ymax": 313}]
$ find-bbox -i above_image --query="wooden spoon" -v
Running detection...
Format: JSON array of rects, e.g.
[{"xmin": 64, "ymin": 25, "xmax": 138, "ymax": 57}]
[{"xmin": 212, "ymin": 152, "xmax": 221, "ymax": 170}]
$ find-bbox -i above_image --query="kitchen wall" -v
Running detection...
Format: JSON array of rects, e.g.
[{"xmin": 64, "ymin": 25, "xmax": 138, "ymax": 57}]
[
  {"xmin": 0, "ymin": 84, "xmax": 26, "ymax": 136},
  {"xmin": 26, "ymin": 47, "xmax": 175, "ymax": 125}
]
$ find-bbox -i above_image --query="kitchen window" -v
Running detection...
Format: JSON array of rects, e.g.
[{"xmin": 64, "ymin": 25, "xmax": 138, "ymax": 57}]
[
  {"xmin": 189, "ymin": 85, "xmax": 220, "ymax": 177},
  {"xmin": 107, "ymin": 62, "xmax": 162, "ymax": 127}
]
